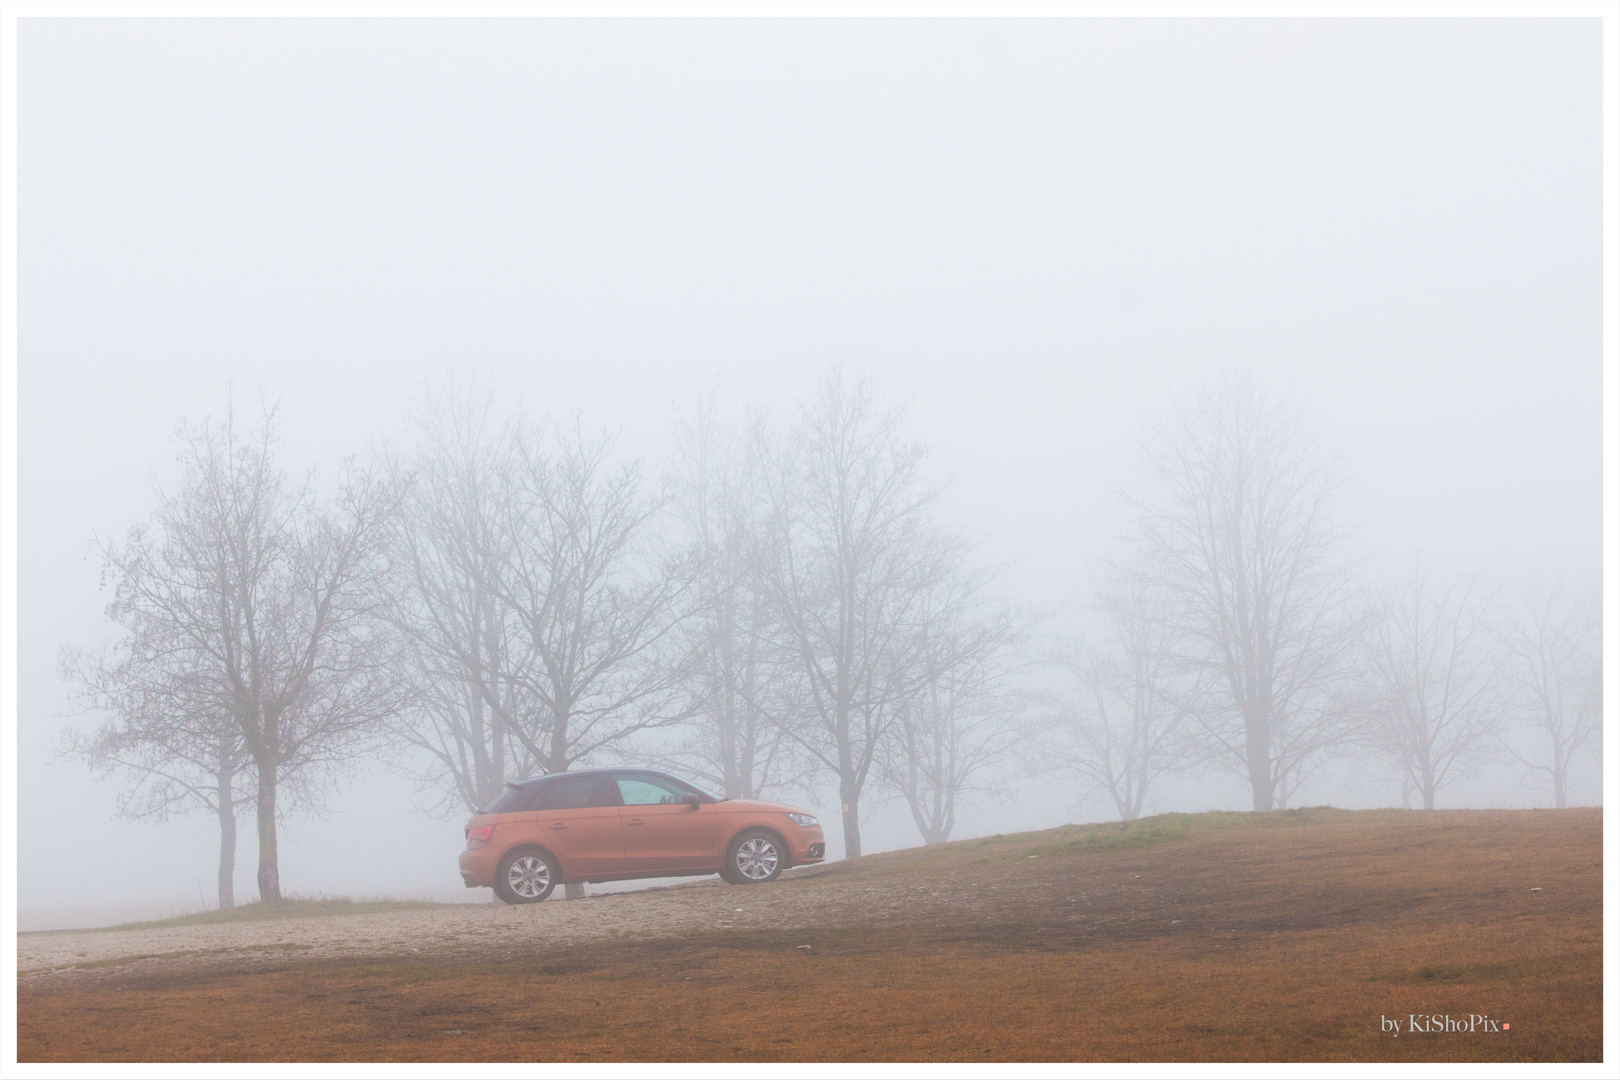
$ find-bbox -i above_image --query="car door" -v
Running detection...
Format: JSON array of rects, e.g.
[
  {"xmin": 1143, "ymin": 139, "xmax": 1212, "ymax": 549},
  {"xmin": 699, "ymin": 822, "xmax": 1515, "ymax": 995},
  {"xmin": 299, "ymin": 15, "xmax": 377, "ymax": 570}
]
[
  {"xmin": 533, "ymin": 774, "xmax": 624, "ymax": 878},
  {"xmin": 615, "ymin": 773, "xmax": 719, "ymax": 872}
]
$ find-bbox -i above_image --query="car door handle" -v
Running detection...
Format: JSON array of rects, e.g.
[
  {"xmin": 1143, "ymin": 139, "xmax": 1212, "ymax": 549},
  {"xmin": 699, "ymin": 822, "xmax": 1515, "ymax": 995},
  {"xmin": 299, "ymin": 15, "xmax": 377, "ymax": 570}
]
[
  {"xmin": 549, "ymin": 823, "xmax": 569, "ymax": 829},
  {"xmin": 626, "ymin": 818, "xmax": 645, "ymax": 826}
]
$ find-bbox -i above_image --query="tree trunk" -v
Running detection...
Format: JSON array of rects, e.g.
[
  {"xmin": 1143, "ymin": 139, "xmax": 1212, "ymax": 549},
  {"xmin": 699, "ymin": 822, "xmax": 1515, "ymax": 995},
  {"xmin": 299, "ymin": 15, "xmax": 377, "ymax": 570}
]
[
  {"xmin": 841, "ymin": 792, "xmax": 862, "ymax": 859},
  {"xmin": 1245, "ymin": 717, "xmax": 1273, "ymax": 811},
  {"xmin": 564, "ymin": 883, "xmax": 585, "ymax": 899},
  {"xmin": 1552, "ymin": 733, "xmax": 1569, "ymax": 809},
  {"xmin": 216, "ymin": 760, "xmax": 236, "ymax": 910},
  {"xmin": 255, "ymin": 758, "xmax": 281, "ymax": 902}
]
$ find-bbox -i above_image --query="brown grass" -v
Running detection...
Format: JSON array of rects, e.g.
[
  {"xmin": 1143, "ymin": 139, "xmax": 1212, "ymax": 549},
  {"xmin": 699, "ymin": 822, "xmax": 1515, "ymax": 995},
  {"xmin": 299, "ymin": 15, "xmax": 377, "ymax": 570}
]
[{"xmin": 18, "ymin": 807, "xmax": 1601, "ymax": 1062}]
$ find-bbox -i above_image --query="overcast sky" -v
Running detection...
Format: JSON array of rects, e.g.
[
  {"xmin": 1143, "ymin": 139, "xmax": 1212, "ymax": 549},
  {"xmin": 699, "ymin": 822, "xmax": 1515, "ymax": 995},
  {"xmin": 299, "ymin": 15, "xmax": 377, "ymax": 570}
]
[{"xmin": 15, "ymin": 17, "xmax": 1602, "ymax": 925}]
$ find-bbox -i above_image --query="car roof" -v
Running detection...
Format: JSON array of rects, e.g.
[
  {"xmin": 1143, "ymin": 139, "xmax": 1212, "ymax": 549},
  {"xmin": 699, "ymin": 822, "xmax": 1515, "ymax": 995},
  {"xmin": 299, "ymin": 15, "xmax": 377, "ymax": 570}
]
[{"xmin": 509, "ymin": 767, "xmax": 675, "ymax": 787}]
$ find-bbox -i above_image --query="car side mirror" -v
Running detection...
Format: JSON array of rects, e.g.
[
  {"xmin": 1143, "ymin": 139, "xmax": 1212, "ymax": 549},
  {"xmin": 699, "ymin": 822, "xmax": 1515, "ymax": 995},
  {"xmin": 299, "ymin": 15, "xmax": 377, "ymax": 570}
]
[{"xmin": 682, "ymin": 793, "xmax": 701, "ymax": 810}]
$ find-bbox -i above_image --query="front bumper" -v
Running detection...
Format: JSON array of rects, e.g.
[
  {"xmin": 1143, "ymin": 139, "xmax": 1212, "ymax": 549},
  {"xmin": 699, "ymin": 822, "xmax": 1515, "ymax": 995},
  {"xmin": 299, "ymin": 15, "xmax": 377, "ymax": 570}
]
[{"xmin": 787, "ymin": 825, "xmax": 827, "ymax": 866}]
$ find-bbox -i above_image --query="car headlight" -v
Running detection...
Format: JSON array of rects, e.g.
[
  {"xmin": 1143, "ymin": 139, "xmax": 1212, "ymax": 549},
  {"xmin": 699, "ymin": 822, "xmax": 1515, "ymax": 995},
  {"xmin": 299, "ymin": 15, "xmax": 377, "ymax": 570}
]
[{"xmin": 785, "ymin": 812, "xmax": 817, "ymax": 827}]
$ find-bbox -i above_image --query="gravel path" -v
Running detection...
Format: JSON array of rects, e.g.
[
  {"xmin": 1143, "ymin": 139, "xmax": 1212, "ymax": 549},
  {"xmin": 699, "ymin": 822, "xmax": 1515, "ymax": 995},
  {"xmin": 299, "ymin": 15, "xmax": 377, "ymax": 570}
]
[
  {"xmin": 15, "ymin": 848, "xmax": 1182, "ymax": 985},
  {"xmin": 17, "ymin": 867, "xmax": 864, "ymax": 981}
]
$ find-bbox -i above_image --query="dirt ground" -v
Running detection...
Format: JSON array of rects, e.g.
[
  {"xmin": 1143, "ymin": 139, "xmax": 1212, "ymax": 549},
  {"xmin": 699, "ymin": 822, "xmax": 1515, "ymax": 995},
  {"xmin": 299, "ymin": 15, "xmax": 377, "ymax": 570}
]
[{"xmin": 16, "ymin": 807, "xmax": 1603, "ymax": 1062}]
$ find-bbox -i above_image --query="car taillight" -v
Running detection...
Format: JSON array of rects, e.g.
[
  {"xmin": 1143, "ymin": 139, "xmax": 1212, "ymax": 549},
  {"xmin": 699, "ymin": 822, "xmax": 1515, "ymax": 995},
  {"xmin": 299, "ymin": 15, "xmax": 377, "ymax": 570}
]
[{"xmin": 467, "ymin": 824, "xmax": 495, "ymax": 846}]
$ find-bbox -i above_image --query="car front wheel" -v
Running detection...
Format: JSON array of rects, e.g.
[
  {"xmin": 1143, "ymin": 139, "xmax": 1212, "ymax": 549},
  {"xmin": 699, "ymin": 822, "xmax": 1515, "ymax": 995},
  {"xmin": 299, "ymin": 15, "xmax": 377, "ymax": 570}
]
[
  {"xmin": 726, "ymin": 829, "xmax": 785, "ymax": 884},
  {"xmin": 494, "ymin": 848, "xmax": 559, "ymax": 904}
]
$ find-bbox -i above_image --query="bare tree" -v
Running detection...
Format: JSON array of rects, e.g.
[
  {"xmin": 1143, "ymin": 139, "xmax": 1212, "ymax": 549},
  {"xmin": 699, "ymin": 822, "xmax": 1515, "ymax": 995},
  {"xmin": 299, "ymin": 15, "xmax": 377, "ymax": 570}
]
[
  {"xmin": 57, "ymin": 647, "xmax": 250, "ymax": 909},
  {"xmin": 380, "ymin": 382, "xmax": 539, "ymax": 814},
  {"xmin": 882, "ymin": 580, "xmax": 1031, "ymax": 844},
  {"xmin": 470, "ymin": 419, "xmax": 698, "ymax": 898},
  {"xmin": 74, "ymin": 407, "xmax": 399, "ymax": 901},
  {"xmin": 756, "ymin": 370, "xmax": 951, "ymax": 857},
  {"xmin": 1046, "ymin": 570, "xmax": 1193, "ymax": 822},
  {"xmin": 1363, "ymin": 568, "xmax": 1510, "ymax": 810},
  {"xmin": 653, "ymin": 399, "xmax": 805, "ymax": 800},
  {"xmin": 1127, "ymin": 370, "xmax": 1364, "ymax": 811},
  {"xmin": 481, "ymin": 418, "xmax": 696, "ymax": 775},
  {"xmin": 1502, "ymin": 577, "xmax": 1601, "ymax": 809}
]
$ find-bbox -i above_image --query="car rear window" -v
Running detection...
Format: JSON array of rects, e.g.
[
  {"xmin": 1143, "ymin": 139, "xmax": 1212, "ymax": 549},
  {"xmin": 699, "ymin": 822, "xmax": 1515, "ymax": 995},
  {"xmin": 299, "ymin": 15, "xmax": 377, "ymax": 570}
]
[{"xmin": 482, "ymin": 783, "xmax": 537, "ymax": 815}]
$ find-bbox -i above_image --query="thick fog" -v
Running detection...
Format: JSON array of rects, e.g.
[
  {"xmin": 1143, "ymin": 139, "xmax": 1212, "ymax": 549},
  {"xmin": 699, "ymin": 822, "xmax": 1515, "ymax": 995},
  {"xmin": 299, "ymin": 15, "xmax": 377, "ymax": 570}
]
[{"xmin": 14, "ymin": 17, "xmax": 1602, "ymax": 929}]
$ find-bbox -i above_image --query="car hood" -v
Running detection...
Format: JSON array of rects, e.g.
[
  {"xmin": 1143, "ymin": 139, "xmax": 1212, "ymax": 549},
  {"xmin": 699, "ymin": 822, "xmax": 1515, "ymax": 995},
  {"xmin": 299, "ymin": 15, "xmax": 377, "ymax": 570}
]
[{"xmin": 714, "ymin": 798, "xmax": 812, "ymax": 816}]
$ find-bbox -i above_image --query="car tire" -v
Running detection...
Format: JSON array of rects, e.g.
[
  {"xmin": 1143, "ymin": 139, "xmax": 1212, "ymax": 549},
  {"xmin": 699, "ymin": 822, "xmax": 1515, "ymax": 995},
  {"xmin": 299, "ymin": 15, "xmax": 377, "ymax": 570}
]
[
  {"xmin": 493, "ymin": 847, "xmax": 559, "ymax": 904},
  {"xmin": 726, "ymin": 828, "xmax": 786, "ymax": 884}
]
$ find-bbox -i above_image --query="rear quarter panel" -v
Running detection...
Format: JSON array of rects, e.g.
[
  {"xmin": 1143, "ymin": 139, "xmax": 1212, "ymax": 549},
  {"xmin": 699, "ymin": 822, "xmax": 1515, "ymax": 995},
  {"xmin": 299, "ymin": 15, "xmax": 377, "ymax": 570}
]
[{"xmin": 462, "ymin": 811, "xmax": 554, "ymax": 885}]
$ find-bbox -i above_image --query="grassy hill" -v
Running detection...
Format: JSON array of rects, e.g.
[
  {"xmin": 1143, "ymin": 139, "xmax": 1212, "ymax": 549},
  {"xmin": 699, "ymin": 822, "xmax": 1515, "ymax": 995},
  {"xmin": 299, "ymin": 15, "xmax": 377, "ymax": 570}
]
[{"xmin": 18, "ymin": 806, "xmax": 1602, "ymax": 1063}]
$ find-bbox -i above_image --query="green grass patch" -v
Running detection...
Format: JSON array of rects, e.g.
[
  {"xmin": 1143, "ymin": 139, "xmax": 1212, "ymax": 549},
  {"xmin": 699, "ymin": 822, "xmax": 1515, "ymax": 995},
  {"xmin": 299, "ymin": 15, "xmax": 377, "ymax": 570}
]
[
  {"xmin": 1020, "ymin": 807, "xmax": 1354, "ymax": 857},
  {"xmin": 1025, "ymin": 817, "xmax": 1194, "ymax": 855},
  {"xmin": 834, "ymin": 807, "xmax": 1363, "ymax": 872}
]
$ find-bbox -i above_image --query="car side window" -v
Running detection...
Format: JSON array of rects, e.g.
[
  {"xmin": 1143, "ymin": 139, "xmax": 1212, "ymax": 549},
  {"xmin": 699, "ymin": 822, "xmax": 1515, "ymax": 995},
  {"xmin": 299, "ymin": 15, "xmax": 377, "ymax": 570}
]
[
  {"xmin": 535, "ymin": 774, "xmax": 621, "ymax": 810},
  {"xmin": 616, "ymin": 774, "xmax": 687, "ymax": 806}
]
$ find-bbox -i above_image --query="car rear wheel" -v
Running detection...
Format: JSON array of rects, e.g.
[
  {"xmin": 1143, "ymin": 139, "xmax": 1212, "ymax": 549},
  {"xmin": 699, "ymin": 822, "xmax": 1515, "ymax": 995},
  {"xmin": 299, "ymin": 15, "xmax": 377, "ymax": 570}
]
[
  {"xmin": 494, "ymin": 848, "xmax": 559, "ymax": 904},
  {"xmin": 726, "ymin": 829, "xmax": 785, "ymax": 884}
]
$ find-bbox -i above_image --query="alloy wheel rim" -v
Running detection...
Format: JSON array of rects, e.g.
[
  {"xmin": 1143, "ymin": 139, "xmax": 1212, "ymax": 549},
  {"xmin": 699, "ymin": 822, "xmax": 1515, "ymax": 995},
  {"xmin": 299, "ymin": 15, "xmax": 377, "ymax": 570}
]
[
  {"xmin": 508, "ymin": 855, "xmax": 551, "ymax": 898},
  {"xmin": 736, "ymin": 838, "xmax": 779, "ymax": 880}
]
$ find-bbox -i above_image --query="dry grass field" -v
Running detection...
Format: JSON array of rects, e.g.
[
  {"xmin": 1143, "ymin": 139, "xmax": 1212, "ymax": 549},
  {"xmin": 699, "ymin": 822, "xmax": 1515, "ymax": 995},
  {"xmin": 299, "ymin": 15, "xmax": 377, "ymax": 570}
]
[{"xmin": 17, "ymin": 807, "xmax": 1602, "ymax": 1062}]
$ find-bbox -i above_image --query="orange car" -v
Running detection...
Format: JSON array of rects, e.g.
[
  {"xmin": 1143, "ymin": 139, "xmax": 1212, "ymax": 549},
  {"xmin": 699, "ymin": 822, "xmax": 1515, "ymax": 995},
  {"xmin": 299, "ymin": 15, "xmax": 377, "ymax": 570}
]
[{"xmin": 458, "ymin": 768, "xmax": 827, "ymax": 903}]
